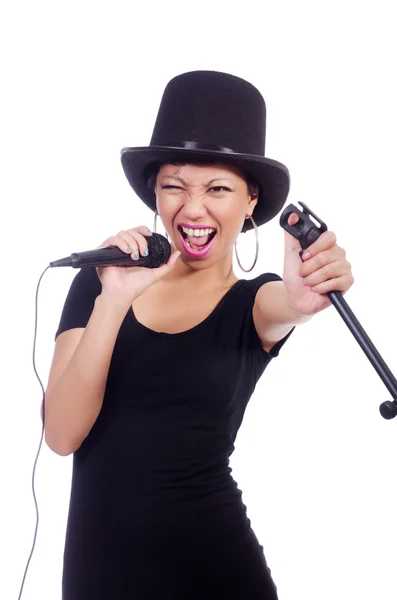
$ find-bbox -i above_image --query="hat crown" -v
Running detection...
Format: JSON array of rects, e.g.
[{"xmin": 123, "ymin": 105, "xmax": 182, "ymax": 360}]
[{"xmin": 150, "ymin": 71, "xmax": 267, "ymax": 156}]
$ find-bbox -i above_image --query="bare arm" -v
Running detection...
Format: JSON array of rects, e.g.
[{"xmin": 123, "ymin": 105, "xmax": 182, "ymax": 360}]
[
  {"xmin": 43, "ymin": 294, "xmax": 131, "ymax": 456},
  {"xmin": 253, "ymin": 281, "xmax": 312, "ymax": 352}
]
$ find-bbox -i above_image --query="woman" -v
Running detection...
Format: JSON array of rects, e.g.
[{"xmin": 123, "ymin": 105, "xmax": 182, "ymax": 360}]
[{"xmin": 44, "ymin": 71, "xmax": 353, "ymax": 599}]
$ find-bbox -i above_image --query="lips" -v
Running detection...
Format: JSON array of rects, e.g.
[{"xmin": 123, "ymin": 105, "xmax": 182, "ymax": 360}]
[{"xmin": 177, "ymin": 225, "xmax": 217, "ymax": 258}]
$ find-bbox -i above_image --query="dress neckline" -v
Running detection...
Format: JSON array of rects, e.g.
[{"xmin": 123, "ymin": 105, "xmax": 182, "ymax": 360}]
[{"xmin": 128, "ymin": 279, "xmax": 245, "ymax": 338}]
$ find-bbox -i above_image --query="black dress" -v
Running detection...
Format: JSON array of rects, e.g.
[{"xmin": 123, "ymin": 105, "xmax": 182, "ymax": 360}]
[{"xmin": 55, "ymin": 267, "xmax": 293, "ymax": 599}]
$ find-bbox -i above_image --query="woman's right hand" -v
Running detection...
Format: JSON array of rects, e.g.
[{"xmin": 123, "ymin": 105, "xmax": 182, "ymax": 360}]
[{"xmin": 96, "ymin": 226, "xmax": 180, "ymax": 303}]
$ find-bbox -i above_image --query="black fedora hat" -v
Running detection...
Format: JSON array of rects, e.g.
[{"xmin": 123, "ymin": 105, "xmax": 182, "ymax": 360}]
[{"xmin": 121, "ymin": 70, "xmax": 290, "ymax": 233}]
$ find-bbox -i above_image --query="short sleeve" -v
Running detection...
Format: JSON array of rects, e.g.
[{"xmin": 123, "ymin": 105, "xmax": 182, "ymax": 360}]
[
  {"xmin": 242, "ymin": 272, "xmax": 295, "ymax": 359},
  {"xmin": 55, "ymin": 267, "xmax": 102, "ymax": 341}
]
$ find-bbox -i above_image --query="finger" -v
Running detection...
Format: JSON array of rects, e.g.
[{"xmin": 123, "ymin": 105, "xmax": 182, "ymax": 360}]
[
  {"xmin": 109, "ymin": 230, "xmax": 149, "ymax": 260},
  {"xmin": 104, "ymin": 234, "xmax": 138, "ymax": 259},
  {"xmin": 309, "ymin": 274, "xmax": 353, "ymax": 295},
  {"xmin": 302, "ymin": 259, "xmax": 348, "ymax": 287},
  {"xmin": 98, "ymin": 238, "xmax": 112, "ymax": 249},
  {"xmin": 97, "ymin": 236, "xmax": 133, "ymax": 253},
  {"xmin": 302, "ymin": 230, "xmax": 337, "ymax": 260},
  {"xmin": 284, "ymin": 229, "xmax": 302, "ymax": 254},
  {"xmin": 284, "ymin": 213, "xmax": 303, "ymax": 253},
  {"xmin": 124, "ymin": 230, "xmax": 151, "ymax": 258},
  {"xmin": 133, "ymin": 225, "xmax": 153, "ymax": 237},
  {"xmin": 98, "ymin": 226, "xmax": 152, "ymax": 255},
  {"xmin": 151, "ymin": 250, "xmax": 181, "ymax": 281},
  {"xmin": 167, "ymin": 250, "xmax": 181, "ymax": 267},
  {"xmin": 97, "ymin": 234, "xmax": 136, "ymax": 254},
  {"xmin": 287, "ymin": 212, "xmax": 300, "ymax": 226},
  {"xmin": 300, "ymin": 246, "xmax": 347, "ymax": 277}
]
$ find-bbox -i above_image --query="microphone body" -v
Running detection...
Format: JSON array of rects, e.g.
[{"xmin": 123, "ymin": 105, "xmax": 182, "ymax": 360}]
[{"xmin": 50, "ymin": 233, "xmax": 171, "ymax": 269}]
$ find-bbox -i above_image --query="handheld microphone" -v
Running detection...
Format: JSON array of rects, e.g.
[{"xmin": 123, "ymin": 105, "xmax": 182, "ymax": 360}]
[{"xmin": 50, "ymin": 233, "xmax": 171, "ymax": 269}]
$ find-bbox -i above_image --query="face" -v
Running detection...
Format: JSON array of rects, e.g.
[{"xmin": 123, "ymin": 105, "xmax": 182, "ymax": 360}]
[{"xmin": 155, "ymin": 163, "xmax": 258, "ymax": 267}]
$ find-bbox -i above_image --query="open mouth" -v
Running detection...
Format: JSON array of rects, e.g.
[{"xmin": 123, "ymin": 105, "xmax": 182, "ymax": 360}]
[{"xmin": 177, "ymin": 225, "xmax": 217, "ymax": 255}]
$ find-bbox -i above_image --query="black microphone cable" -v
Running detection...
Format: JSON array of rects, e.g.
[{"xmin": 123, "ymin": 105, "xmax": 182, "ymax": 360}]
[{"xmin": 17, "ymin": 265, "xmax": 51, "ymax": 600}]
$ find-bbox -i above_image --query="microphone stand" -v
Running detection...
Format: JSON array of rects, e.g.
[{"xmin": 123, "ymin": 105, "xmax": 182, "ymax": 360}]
[{"xmin": 280, "ymin": 202, "xmax": 397, "ymax": 420}]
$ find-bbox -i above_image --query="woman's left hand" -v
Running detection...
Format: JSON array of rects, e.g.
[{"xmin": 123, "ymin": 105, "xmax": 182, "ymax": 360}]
[{"xmin": 282, "ymin": 212, "xmax": 354, "ymax": 316}]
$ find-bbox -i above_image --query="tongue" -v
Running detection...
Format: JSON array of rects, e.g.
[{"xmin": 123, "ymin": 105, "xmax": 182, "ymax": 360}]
[{"xmin": 187, "ymin": 234, "xmax": 209, "ymax": 248}]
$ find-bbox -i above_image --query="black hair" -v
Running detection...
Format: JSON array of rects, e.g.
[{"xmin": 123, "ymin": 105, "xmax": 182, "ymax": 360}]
[{"xmin": 145, "ymin": 160, "xmax": 259, "ymax": 198}]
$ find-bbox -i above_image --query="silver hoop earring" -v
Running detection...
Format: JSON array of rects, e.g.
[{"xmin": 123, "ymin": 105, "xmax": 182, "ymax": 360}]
[
  {"xmin": 234, "ymin": 215, "xmax": 259, "ymax": 273},
  {"xmin": 153, "ymin": 210, "xmax": 169, "ymax": 241}
]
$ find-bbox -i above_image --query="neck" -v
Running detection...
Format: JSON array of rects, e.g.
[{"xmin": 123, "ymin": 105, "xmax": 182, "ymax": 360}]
[{"xmin": 161, "ymin": 246, "xmax": 238, "ymax": 290}]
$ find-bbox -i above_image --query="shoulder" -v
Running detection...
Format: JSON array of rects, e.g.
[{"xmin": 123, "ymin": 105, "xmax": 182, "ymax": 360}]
[
  {"xmin": 248, "ymin": 272, "xmax": 284, "ymax": 327},
  {"xmin": 239, "ymin": 272, "xmax": 283, "ymax": 298},
  {"xmin": 67, "ymin": 266, "xmax": 102, "ymax": 299},
  {"xmin": 55, "ymin": 267, "xmax": 102, "ymax": 341},
  {"xmin": 250, "ymin": 274, "xmax": 295, "ymax": 355}
]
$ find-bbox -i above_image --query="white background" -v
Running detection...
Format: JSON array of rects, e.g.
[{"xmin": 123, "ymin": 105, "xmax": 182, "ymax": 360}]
[{"xmin": 1, "ymin": 1, "xmax": 396, "ymax": 599}]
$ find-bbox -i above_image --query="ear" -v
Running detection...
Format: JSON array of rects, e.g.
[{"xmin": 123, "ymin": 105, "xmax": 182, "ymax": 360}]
[{"xmin": 248, "ymin": 187, "xmax": 259, "ymax": 212}]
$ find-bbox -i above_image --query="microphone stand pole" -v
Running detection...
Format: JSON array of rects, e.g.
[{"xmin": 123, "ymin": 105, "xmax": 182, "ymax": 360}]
[{"xmin": 280, "ymin": 202, "xmax": 397, "ymax": 420}]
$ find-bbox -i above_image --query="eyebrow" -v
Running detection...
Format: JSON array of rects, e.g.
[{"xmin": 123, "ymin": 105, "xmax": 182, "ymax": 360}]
[{"xmin": 161, "ymin": 176, "xmax": 232, "ymax": 186}]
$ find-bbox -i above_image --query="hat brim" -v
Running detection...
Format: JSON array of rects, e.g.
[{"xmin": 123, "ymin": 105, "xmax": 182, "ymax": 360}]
[{"xmin": 120, "ymin": 146, "xmax": 290, "ymax": 233}]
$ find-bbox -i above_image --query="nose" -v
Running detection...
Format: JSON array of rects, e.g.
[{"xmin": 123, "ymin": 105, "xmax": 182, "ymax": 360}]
[{"xmin": 181, "ymin": 193, "xmax": 208, "ymax": 220}]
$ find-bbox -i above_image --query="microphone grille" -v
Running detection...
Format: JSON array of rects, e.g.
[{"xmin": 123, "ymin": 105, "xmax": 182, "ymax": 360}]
[{"xmin": 147, "ymin": 233, "xmax": 171, "ymax": 267}]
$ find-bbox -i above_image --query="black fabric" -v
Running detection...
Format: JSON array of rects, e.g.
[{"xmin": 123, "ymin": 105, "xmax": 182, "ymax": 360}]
[
  {"xmin": 55, "ymin": 267, "xmax": 294, "ymax": 599},
  {"xmin": 150, "ymin": 71, "xmax": 267, "ymax": 156}
]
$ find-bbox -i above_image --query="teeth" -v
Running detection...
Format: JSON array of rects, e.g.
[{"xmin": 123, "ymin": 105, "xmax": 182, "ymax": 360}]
[{"xmin": 181, "ymin": 226, "xmax": 215, "ymax": 237}]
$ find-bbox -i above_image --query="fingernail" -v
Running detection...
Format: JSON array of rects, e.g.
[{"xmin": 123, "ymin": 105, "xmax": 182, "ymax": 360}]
[
  {"xmin": 143, "ymin": 248, "xmax": 148, "ymax": 256},
  {"xmin": 134, "ymin": 252, "xmax": 139, "ymax": 259},
  {"xmin": 126, "ymin": 246, "xmax": 131, "ymax": 253},
  {"xmin": 147, "ymin": 228, "xmax": 151, "ymax": 233},
  {"xmin": 302, "ymin": 251, "xmax": 311, "ymax": 260}
]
